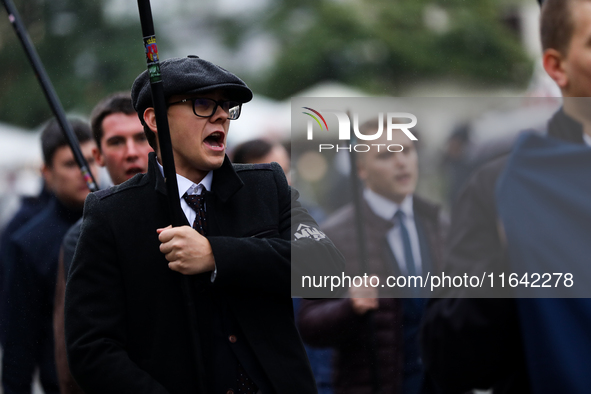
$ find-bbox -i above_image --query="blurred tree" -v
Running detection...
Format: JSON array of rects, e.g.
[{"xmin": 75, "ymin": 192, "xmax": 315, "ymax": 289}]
[
  {"xmin": 0, "ymin": 0, "xmax": 149, "ymax": 128},
  {"xmin": 218, "ymin": 0, "xmax": 533, "ymax": 98},
  {"xmin": 0, "ymin": 0, "xmax": 533, "ymax": 128}
]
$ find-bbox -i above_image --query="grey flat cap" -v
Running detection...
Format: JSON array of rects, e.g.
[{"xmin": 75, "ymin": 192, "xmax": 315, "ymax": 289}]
[{"xmin": 131, "ymin": 55, "xmax": 253, "ymax": 119}]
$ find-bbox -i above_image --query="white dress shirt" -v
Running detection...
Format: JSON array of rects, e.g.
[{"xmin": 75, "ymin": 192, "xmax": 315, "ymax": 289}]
[
  {"xmin": 156, "ymin": 161, "xmax": 213, "ymax": 224},
  {"xmin": 364, "ymin": 189, "xmax": 423, "ymax": 276}
]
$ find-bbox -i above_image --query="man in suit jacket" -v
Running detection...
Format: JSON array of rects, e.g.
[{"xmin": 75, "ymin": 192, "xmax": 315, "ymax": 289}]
[
  {"xmin": 65, "ymin": 56, "xmax": 344, "ymax": 394},
  {"xmin": 298, "ymin": 118, "xmax": 446, "ymax": 394}
]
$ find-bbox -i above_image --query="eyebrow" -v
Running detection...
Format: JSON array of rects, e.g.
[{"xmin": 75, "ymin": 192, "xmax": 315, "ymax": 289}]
[{"xmin": 106, "ymin": 136, "xmax": 125, "ymax": 143}]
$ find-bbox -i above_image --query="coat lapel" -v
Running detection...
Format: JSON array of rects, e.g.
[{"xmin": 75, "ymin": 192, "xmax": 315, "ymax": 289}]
[{"xmin": 147, "ymin": 153, "xmax": 190, "ymax": 227}]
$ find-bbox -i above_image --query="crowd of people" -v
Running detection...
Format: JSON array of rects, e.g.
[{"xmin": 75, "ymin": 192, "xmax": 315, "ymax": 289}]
[{"xmin": 1, "ymin": 0, "xmax": 590, "ymax": 393}]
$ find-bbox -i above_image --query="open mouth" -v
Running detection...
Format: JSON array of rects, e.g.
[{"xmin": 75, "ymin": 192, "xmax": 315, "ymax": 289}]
[
  {"xmin": 396, "ymin": 174, "xmax": 411, "ymax": 183},
  {"xmin": 204, "ymin": 131, "xmax": 225, "ymax": 149},
  {"xmin": 125, "ymin": 167, "xmax": 143, "ymax": 177}
]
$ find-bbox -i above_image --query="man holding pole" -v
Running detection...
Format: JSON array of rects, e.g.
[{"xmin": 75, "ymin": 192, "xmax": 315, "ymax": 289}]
[{"xmin": 65, "ymin": 56, "xmax": 344, "ymax": 394}]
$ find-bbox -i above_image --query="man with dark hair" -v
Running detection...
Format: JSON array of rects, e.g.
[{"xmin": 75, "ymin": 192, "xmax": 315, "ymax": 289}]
[
  {"xmin": 540, "ymin": 0, "xmax": 591, "ymax": 99},
  {"xmin": 139, "ymin": 96, "xmax": 159, "ymax": 151},
  {"xmin": 298, "ymin": 119, "xmax": 445, "ymax": 394},
  {"xmin": 89, "ymin": 91, "xmax": 152, "ymax": 186},
  {"xmin": 421, "ymin": 0, "xmax": 591, "ymax": 392},
  {"xmin": 38, "ymin": 120, "xmax": 98, "ymax": 210},
  {"xmin": 1, "ymin": 119, "xmax": 98, "ymax": 394},
  {"xmin": 232, "ymin": 138, "xmax": 275, "ymax": 164},
  {"xmin": 65, "ymin": 56, "xmax": 344, "ymax": 394},
  {"xmin": 52, "ymin": 91, "xmax": 153, "ymax": 394},
  {"xmin": 232, "ymin": 139, "xmax": 291, "ymax": 184}
]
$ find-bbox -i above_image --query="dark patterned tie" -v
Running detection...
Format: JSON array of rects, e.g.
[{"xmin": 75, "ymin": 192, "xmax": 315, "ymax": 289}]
[
  {"xmin": 237, "ymin": 363, "xmax": 259, "ymax": 393},
  {"xmin": 183, "ymin": 193, "xmax": 207, "ymax": 235}
]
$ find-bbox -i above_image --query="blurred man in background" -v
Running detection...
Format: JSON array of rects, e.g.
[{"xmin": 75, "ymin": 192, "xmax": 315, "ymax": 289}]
[
  {"xmin": 232, "ymin": 138, "xmax": 291, "ymax": 184},
  {"xmin": 299, "ymin": 119, "xmax": 446, "ymax": 394},
  {"xmin": 88, "ymin": 92, "xmax": 153, "ymax": 187},
  {"xmin": 1, "ymin": 119, "xmax": 98, "ymax": 394},
  {"xmin": 53, "ymin": 92, "xmax": 152, "ymax": 394},
  {"xmin": 421, "ymin": 0, "xmax": 591, "ymax": 392}
]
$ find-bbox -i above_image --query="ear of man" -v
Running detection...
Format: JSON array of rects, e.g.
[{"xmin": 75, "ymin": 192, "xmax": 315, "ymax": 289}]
[
  {"xmin": 41, "ymin": 164, "xmax": 53, "ymax": 187},
  {"xmin": 543, "ymin": 48, "xmax": 569, "ymax": 90},
  {"xmin": 143, "ymin": 108, "xmax": 161, "ymax": 155},
  {"xmin": 92, "ymin": 146, "xmax": 105, "ymax": 167},
  {"xmin": 143, "ymin": 108, "xmax": 158, "ymax": 134}
]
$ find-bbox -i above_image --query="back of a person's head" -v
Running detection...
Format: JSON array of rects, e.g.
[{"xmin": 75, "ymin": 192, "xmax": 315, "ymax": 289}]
[
  {"xmin": 90, "ymin": 92, "xmax": 135, "ymax": 149},
  {"xmin": 41, "ymin": 118, "xmax": 92, "ymax": 167},
  {"xmin": 232, "ymin": 139, "xmax": 275, "ymax": 164},
  {"xmin": 540, "ymin": 0, "xmax": 591, "ymax": 55}
]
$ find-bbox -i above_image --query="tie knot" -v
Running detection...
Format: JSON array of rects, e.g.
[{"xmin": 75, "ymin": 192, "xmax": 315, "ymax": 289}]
[
  {"xmin": 394, "ymin": 209, "xmax": 405, "ymax": 223},
  {"xmin": 183, "ymin": 193, "xmax": 204, "ymax": 210}
]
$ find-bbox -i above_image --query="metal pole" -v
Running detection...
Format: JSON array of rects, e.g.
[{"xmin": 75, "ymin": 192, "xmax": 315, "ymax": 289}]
[
  {"xmin": 347, "ymin": 112, "xmax": 382, "ymax": 394},
  {"xmin": 136, "ymin": 0, "xmax": 184, "ymax": 227},
  {"xmin": 136, "ymin": 2, "xmax": 206, "ymax": 392}
]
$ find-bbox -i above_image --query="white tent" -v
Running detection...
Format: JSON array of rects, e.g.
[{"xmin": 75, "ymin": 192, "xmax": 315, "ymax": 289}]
[
  {"xmin": 0, "ymin": 123, "xmax": 42, "ymax": 226},
  {"xmin": 0, "ymin": 122, "xmax": 41, "ymax": 170},
  {"xmin": 227, "ymin": 95, "xmax": 291, "ymax": 147}
]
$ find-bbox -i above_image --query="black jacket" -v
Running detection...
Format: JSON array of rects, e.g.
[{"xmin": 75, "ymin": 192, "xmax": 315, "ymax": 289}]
[
  {"xmin": 65, "ymin": 153, "xmax": 344, "ymax": 394},
  {"xmin": 0, "ymin": 185, "xmax": 52, "ymax": 346},
  {"xmin": 2, "ymin": 195, "xmax": 81, "ymax": 394}
]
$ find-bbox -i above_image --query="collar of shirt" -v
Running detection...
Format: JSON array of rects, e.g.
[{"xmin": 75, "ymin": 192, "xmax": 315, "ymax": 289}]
[
  {"xmin": 156, "ymin": 160, "xmax": 213, "ymax": 197},
  {"xmin": 364, "ymin": 188, "xmax": 421, "ymax": 276},
  {"xmin": 363, "ymin": 188, "xmax": 414, "ymax": 222},
  {"xmin": 583, "ymin": 133, "xmax": 591, "ymax": 147}
]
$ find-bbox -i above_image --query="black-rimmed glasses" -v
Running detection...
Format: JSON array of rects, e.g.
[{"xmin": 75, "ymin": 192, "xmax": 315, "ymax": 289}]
[{"xmin": 168, "ymin": 97, "xmax": 242, "ymax": 120}]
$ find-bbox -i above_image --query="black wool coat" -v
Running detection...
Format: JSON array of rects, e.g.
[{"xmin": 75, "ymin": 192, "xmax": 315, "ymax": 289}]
[{"xmin": 65, "ymin": 153, "xmax": 344, "ymax": 394}]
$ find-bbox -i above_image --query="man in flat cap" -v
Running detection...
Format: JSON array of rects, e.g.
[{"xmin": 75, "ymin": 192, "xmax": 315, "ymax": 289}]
[{"xmin": 64, "ymin": 56, "xmax": 344, "ymax": 394}]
